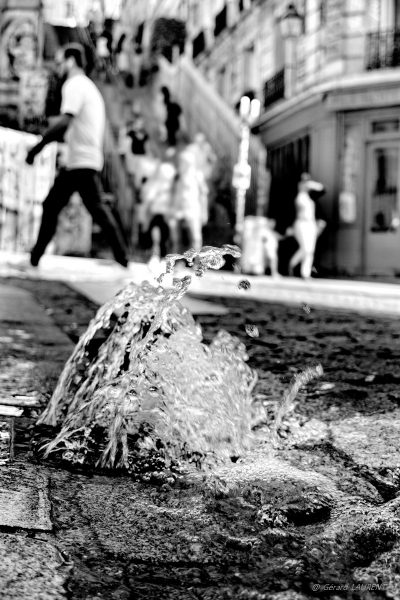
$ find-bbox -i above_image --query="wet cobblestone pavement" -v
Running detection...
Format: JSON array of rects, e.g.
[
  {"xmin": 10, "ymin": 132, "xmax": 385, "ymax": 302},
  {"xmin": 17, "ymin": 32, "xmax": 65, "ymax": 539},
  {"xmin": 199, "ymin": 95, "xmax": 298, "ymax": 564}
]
[{"xmin": 1, "ymin": 276, "xmax": 400, "ymax": 599}]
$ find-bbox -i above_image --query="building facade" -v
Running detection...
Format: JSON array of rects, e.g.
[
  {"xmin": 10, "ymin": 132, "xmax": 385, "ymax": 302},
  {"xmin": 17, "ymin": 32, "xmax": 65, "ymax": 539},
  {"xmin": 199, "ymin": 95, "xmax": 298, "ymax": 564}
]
[
  {"xmin": 122, "ymin": 0, "xmax": 400, "ymax": 275},
  {"xmin": 188, "ymin": 0, "xmax": 400, "ymax": 275}
]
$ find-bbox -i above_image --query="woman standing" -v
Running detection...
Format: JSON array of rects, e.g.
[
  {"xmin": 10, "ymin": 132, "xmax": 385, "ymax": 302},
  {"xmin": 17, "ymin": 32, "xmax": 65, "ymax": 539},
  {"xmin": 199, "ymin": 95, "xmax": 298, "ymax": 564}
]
[{"xmin": 288, "ymin": 173, "xmax": 326, "ymax": 279}]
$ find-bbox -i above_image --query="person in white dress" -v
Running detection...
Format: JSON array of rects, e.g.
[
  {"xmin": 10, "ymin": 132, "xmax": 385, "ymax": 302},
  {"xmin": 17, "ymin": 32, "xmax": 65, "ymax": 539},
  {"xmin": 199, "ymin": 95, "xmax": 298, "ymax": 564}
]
[
  {"xmin": 288, "ymin": 173, "xmax": 326, "ymax": 279},
  {"xmin": 172, "ymin": 148, "xmax": 208, "ymax": 252}
]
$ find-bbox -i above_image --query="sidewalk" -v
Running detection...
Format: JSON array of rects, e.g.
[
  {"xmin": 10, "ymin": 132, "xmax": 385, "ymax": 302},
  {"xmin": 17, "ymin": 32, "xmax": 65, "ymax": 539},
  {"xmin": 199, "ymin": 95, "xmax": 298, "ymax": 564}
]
[
  {"xmin": 0, "ymin": 283, "xmax": 72, "ymax": 599},
  {"xmin": 1, "ymin": 251, "xmax": 400, "ymax": 316}
]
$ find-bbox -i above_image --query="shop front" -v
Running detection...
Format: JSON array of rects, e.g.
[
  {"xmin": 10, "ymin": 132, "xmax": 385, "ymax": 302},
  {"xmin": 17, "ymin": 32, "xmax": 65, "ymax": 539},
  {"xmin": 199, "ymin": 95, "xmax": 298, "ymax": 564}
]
[
  {"xmin": 260, "ymin": 94, "xmax": 339, "ymax": 275},
  {"xmin": 336, "ymin": 99, "xmax": 400, "ymax": 276},
  {"xmin": 260, "ymin": 80, "xmax": 400, "ymax": 277}
]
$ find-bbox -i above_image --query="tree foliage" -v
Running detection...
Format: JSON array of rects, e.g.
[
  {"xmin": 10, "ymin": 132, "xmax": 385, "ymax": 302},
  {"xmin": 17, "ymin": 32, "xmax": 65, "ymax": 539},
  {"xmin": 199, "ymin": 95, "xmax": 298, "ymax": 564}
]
[{"xmin": 150, "ymin": 18, "xmax": 186, "ymax": 62}]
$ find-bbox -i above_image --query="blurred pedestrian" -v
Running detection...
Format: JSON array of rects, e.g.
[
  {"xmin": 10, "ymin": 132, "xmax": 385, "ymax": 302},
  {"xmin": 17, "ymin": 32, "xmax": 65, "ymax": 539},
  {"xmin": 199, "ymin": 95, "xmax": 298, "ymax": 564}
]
[
  {"xmin": 25, "ymin": 43, "xmax": 129, "ymax": 269},
  {"xmin": 115, "ymin": 33, "xmax": 130, "ymax": 82},
  {"xmin": 96, "ymin": 30, "xmax": 112, "ymax": 79},
  {"xmin": 287, "ymin": 173, "xmax": 326, "ymax": 279},
  {"xmin": 261, "ymin": 219, "xmax": 282, "ymax": 278},
  {"xmin": 185, "ymin": 132, "xmax": 216, "ymax": 182},
  {"xmin": 161, "ymin": 86, "xmax": 182, "ymax": 147},
  {"xmin": 141, "ymin": 160, "xmax": 177, "ymax": 266},
  {"xmin": 120, "ymin": 107, "xmax": 156, "ymax": 193},
  {"xmin": 173, "ymin": 148, "xmax": 208, "ymax": 252}
]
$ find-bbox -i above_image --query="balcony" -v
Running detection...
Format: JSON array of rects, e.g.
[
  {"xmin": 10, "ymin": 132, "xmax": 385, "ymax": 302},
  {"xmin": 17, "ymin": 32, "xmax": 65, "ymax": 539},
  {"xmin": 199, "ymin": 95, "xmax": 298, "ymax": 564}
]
[
  {"xmin": 214, "ymin": 5, "xmax": 227, "ymax": 38},
  {"xmin": 366, "ymin": 29, "xmax": 400, "ymax": 70},
  {"xmin": 263, "ymin": 69, "xmax": 285, "ymax": 109}
]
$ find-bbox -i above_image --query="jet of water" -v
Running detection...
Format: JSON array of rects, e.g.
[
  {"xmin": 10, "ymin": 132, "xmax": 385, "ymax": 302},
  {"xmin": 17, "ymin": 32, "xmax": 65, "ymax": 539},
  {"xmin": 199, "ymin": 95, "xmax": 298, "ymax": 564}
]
[{"xmin": 38, "ymin": 245, "xmax": 259, "ymax": 473}]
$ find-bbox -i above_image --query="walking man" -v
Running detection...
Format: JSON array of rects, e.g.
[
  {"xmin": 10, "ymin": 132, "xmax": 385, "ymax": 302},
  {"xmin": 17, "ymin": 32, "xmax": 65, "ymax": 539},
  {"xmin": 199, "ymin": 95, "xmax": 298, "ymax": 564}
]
[{"xmin": 26, "ymin": 43, "xmax": 129, "ymax": 268}]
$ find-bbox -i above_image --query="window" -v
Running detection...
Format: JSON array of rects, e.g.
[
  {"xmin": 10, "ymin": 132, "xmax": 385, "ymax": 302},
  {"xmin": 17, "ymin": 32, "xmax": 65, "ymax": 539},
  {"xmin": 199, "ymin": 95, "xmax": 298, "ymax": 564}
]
[
  {"xmin": 395, "ymin": 0, "xmax": 400, "ymax": 27},
  {"xmin": 302, "ymin": 0, "xmax": 308, "ymax": 34},
  {"xmin": 372, "ymin": 119, "xmax": 400, "ymax": 133},
  {"xmin": 243, "ymin": 44, "xmax": 255, "ymax": 90},
  {"xmin": 370, "ymin": 0, "xmax": 400, "ymax": 30},
  {"xmin": 214, "ymin": 5, "xmax": 228, "ymax": 37},
  {"xmin": 319, "ymin": 0, "xmax": 327, "ymax": 26},
  {"xmin": 191, "ymin": 1, "xmax": 199, "ymax": 26},
  {"xmin": 370, "ymin": 147, "xmax": 400, "ymax": 232},
  {"xmin": 267, "ymin": 135, "xmax": 310, "ymax": 231},
  {"xmin": 218, "ymin": 65, "xmax": 226, "ymax": 97},
  {"xmin": 192, "ymin": 31, "xmax": 205, "ymax": 58},
  {"xmin": 274, "ymin": 19, "xmax": 285, "ymax": 71}
]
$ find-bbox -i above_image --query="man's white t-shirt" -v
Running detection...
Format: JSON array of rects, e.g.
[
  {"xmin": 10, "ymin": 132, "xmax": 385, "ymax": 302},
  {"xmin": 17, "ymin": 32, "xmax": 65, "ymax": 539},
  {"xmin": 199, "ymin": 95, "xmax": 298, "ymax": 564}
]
[{"xmin": 61, "ymin": 73, "xmax": 105, "ymax": 171}]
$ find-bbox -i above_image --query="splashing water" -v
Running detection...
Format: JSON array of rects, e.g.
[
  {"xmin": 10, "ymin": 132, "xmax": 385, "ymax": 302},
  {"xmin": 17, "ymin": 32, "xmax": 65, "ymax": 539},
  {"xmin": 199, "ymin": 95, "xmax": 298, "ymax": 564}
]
[
  {"xmin": 162, "ymin": 244, "xmax": 241, "ymax": 279},
  {"xmin": 245, "ymin": 324, "xmax": 259, "ymax": 338},
  {"xmin": 38, "ymin": 244, "xmax": 259, "ymax": 473},
  {"xmin": 238, "ymin": 280, "xmax": 251, "ymax": 291},
  {"xmin": 269, "ymin": 364, "xmax": 323, "ymax": 450}
]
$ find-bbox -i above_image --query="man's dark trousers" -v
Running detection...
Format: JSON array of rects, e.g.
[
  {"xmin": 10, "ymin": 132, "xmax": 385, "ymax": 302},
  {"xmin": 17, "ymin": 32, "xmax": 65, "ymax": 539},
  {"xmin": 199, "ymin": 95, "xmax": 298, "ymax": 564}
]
[{"xmin": 31, "ymin": 168, "xmax": 128, "ymax": 266}]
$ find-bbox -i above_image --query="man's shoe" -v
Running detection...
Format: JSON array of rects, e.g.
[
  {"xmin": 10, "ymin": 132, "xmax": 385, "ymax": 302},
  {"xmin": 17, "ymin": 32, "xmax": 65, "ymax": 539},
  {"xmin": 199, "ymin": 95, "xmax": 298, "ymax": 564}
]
[{"xmin": 116, "ymin": 258, "xmax": 129, "ymax": 268}]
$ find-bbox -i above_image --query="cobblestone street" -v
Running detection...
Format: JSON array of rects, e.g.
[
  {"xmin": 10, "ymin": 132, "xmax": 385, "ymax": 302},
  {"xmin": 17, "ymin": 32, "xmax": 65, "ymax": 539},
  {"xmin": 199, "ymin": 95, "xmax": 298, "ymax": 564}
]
[{"xmin": 1, "ymin": 275, "xmax": 400, "ymax": 599}]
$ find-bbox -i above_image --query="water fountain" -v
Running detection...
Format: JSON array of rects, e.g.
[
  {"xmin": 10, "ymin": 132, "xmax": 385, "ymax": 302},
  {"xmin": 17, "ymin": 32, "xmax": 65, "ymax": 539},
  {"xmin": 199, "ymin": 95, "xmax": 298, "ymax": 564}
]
[{"xmin": 36, "ymin": 244, "xmax": 322, "ymax": 481}]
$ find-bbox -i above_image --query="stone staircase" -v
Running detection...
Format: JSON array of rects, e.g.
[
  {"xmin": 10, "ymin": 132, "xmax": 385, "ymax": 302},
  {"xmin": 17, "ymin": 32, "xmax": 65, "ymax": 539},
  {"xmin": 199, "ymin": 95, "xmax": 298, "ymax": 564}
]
[{"xmin": 157, "ymin": 54, "xmax": 270, "ymax": 216}]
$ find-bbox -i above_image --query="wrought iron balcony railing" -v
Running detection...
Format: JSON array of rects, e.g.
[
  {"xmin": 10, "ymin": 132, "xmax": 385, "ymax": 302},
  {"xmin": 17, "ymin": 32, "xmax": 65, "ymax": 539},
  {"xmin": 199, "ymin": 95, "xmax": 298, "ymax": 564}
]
[
  {"xmin": 263, "ymin": 69, "xmax": 285, "ymax": 109},
  {"xmin": 366, "ymin": 29, "xmax": 400, "ymax": 70}
]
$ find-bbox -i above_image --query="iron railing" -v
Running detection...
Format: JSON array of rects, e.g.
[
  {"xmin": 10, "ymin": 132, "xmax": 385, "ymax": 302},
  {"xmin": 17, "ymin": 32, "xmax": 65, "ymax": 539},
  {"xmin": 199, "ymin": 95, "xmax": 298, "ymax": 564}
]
[
  {"xmin": 263, "ymin": 69, "xmax": 285, "ymax": 109},
  {"xmin": 366, "ymin": 29, "xmax": 400, "ymax": 70}
]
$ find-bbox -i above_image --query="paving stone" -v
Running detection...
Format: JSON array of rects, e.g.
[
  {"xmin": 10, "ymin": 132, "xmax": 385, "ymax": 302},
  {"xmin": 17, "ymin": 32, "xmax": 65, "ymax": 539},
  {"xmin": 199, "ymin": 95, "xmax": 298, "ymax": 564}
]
[
  {"xmin": 330, "ymin": 409, "xmax": 400, "ymax": 469},
  {"xmin": 0, "ymin": 532, "xmax": 67, "ymax": 599},
  {"xmin": 0, "ymin": 286, "xmax": 51, "ymax": 324},
  {"xmin": 0, "ymin": 406, "xmax": 23, "ymax": 417},
  {"xmin": 0, "ymin": 285, "xmax": 72, "ymax": 347},
  {"xmin": 0, "ymin": 463, "xmax": 52, "ymax": 531},
  {"xmin": 0, "ymin": 393, "xmax": 41, "ymax": 407}
]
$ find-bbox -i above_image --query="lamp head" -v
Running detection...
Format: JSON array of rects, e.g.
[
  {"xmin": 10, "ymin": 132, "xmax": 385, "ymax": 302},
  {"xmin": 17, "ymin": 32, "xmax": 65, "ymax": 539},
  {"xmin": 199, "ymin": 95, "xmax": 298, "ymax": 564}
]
[{"xmin": 280, "ymin": 3, "xmax": 303, "ymax": 39}]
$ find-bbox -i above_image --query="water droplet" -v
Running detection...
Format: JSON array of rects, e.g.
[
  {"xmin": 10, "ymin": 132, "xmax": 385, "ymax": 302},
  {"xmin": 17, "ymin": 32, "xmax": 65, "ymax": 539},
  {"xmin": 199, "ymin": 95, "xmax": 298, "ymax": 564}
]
[
  {"xmin": 245, "ymin": 324, "xmax": 259, "ymax": 338},
  {"xmin": 319, "ymin": 382, "xmax": 335, "ymax": 391},
  {"xmin": 238, "ymin": 280, "xmax": 251, "ymax": 291},
  {"xmin": 302, "ymin": 304, "xmax": 311, "ymax": 314}
]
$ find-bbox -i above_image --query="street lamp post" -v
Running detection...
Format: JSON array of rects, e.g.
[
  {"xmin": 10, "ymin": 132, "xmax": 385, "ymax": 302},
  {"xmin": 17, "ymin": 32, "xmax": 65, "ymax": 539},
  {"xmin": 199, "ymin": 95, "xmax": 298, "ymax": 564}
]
[{"xmin": 232, "ymin": 95, "xmax": 260, "ymax": 256}]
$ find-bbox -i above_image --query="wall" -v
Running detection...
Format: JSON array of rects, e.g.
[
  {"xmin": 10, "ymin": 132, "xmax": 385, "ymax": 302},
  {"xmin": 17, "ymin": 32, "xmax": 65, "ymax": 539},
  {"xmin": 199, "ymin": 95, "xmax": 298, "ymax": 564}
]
[{"xmin": 0, "ymin": 0, "xmax": 43, "ymax": 80}]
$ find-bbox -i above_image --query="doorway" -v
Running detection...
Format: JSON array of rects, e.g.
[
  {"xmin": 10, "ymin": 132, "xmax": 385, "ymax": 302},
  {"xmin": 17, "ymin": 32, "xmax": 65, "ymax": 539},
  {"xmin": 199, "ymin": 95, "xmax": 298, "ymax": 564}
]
[{"xmin": 365, "ymin": 141, "xmax": 400, "ymax": 274}]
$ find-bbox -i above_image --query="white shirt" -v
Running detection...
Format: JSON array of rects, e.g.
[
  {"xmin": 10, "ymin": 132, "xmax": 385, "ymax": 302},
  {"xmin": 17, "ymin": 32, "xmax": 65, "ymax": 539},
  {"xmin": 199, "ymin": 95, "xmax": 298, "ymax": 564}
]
[
  {"xmin": 96, "ymin": 37, "xmax": 110, "ymax": 58},
  {"xmin": 295, "ymin": 191, "xmax": 316, "ymax": 222},
  {"xmin": 61, "ymin": 73, "xmax": 105, "ymax": 171}
]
